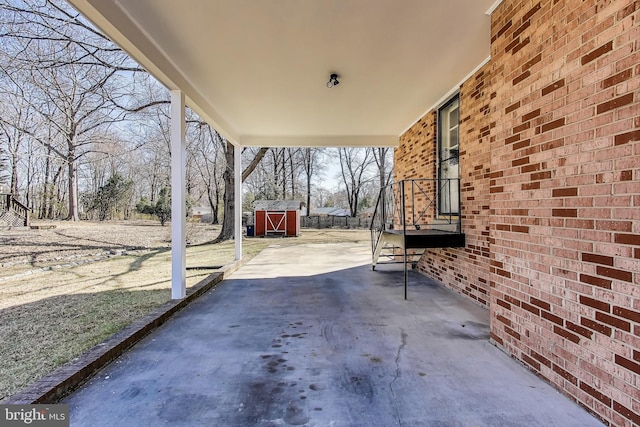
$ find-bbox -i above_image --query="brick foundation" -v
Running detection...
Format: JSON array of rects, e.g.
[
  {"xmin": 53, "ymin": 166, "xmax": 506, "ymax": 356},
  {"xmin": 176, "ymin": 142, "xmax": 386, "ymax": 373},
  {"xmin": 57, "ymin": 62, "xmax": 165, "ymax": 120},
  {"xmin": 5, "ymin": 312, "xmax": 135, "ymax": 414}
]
[{"xmin": 396, "ymin": 1, "xmax": 639, "ymax": 425}]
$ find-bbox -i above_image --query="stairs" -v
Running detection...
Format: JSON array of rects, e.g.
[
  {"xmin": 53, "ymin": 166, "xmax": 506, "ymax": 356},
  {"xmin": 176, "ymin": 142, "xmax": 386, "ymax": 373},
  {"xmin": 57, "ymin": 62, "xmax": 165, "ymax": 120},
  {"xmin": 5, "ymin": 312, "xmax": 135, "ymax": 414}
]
[
  {"xmin": 0, "ymin": 210, "xmax": 27, "ymax": 227},
  {"xmin": 370, "ymin": 179, "xmax": 465, "ymax": 299},
  {"xmin": 0, "ymin": 194, "xmax": 29, "ymax": 227},
  {"xmin": 373, "ymin": 232, "xmax": 425, "ymax": 270},
  {"xmin": 373, "ymin": 229, "xmax": 465, "ymax": 268}
]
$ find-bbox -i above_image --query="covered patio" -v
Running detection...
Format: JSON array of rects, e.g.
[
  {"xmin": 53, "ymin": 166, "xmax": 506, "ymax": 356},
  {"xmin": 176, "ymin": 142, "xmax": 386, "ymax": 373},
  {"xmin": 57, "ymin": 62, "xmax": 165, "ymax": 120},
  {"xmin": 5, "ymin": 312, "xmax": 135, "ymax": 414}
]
[
  {"xmin": 64, "ymin": 242, "xmax": 603, "ymax": 426},
  {"xmin": 55, "ymin": 0, "xmax": 635, "ymax": 425},
  {"xmin": 65, "ymin": 0, "xmax": 498, "ymax": 298}
]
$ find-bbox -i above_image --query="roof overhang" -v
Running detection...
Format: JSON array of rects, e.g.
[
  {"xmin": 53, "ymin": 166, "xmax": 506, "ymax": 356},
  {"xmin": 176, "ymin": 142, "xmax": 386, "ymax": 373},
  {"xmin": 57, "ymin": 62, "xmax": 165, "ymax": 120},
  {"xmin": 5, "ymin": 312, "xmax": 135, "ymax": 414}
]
[{"xmin": 66, "ymin": 0, "xmax": 498, "ymax": 147}]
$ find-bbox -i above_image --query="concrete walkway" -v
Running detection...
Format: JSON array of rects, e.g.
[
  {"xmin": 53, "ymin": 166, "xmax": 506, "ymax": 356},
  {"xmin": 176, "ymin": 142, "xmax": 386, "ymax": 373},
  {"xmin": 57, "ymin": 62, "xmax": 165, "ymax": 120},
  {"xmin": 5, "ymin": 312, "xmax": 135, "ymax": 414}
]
[{"xmin": 64, "ymin": 242, "xmax": 603, "ymax": 426}]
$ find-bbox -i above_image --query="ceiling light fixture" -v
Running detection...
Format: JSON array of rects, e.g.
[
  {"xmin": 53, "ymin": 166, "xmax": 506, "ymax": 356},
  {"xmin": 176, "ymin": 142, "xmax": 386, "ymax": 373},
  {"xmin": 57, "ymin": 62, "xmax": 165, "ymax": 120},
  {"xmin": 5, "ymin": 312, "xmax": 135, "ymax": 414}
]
[{"xmin": 327, "ymin": 73, "xmax": 340, "ymax": 88}]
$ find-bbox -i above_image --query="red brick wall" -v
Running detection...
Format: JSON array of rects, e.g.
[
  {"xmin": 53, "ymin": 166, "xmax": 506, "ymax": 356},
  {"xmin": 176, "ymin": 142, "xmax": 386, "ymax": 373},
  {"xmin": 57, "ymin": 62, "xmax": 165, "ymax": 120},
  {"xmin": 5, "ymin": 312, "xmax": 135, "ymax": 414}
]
[
  {"xmin": 395, "ymin": 64, "xmax": 494, "ymax": 307},
  {"xmin": 396, "ymin": 112, "xmax": 437, "ymax": 180},
  {"xmin": 490, "ymin": 1, "xmax": 639, "ymax": 425},
  {"xmin": 396, "ymin": 0, "xmax": 639, "ymax": 425}
]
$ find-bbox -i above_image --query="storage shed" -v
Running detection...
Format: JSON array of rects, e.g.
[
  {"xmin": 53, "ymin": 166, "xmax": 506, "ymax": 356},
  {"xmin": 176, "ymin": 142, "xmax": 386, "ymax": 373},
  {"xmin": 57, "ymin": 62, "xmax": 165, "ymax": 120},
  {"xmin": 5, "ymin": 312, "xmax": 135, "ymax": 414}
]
[{"xmin": 253, "ymin": 200, "xmax": 301, "ymax": 237}]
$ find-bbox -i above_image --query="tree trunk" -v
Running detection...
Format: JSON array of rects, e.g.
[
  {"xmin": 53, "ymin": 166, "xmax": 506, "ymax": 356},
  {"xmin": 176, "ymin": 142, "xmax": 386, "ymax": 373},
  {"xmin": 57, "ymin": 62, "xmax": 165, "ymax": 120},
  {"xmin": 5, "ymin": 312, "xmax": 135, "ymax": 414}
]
[
  {"xmin": 10, "ymin": 148, "xmax": 18, "ymax": 196},
  {"xmin": 49, "ymin": 165, "xmax": 63, "ymax": 219},
  {"xmin": 215, "ymin": 142, "xmax": 235, "ymax": 242},
  {"xmin": 302, "ymin": 148, "xmax": 316, "ymax": 216},
  {"xmin": 281, "ymin": 148, "xmax": 286, "ymax": 198},
  {"xmin": 288, "ymin": 148, "xmax": 295, "ymax": 197},
  {"xmin": 351, "ymin": 189, "xmax": 359, "ymax": 217},
  {"xmin": 67, "ymin": 158, "xmax": 79, "ymax": 220},
  {"xmin": 66, "ymin": 137, "xmax": 80, "ymax": 220},
  {"xmin": 207, "ymin": 189, "xmax": 219, "ymax": 225},
  {"xmin": 212, "ymin": 190, "xmax": 219, "ymax": 224},
  {"xmin": 214, "ymin": 145, "xmax": 269, "ymax": 242},
  {"xmin": 378, "ymin": 148, "xmax": 387, "ymax": 190},
  {"xmin": 306, "ymin": 175, "xmax": 311, "ymax": 217},
  {"xmin": 40, "ymin": 151, "xmax": 51, "ymax": 219}
]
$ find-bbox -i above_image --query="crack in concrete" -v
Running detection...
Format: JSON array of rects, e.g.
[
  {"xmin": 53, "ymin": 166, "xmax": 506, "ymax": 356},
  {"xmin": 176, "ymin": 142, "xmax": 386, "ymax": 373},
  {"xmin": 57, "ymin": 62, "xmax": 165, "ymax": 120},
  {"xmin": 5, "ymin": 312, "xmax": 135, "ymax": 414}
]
[{"xmin": 389, "ymin": 329, "xmax": 407, "ymax": 427}]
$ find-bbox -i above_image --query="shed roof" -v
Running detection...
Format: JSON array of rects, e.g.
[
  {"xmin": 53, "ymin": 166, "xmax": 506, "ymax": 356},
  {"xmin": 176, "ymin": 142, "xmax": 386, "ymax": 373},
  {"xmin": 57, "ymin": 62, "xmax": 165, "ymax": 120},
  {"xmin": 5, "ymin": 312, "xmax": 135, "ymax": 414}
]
[
  {"xmin": 254, "ymin": 200, "xmax": 302, "ymax": 211},
  {"xmin": 311, "ymin": 207, "xmax": 351, "ymax": 217}
]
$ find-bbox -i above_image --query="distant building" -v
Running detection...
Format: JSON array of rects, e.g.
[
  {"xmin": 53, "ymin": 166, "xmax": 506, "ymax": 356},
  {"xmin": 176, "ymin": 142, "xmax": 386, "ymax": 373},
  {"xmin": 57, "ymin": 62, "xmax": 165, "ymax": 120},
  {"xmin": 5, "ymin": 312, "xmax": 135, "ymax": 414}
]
[
  {"xmin": 360, "ymin": 207, "xmax": 375, "ymax": 219},
  {"xmin": 191, "ymin": 206, "xmax": 212, "ymax": 222},
  {"xmin": 253, "ymin": 200, "xmax": 302, "ymax": 237},
  {"xmin": 310, "ymin": 207, "xmax": 350, "ymax": 217}
]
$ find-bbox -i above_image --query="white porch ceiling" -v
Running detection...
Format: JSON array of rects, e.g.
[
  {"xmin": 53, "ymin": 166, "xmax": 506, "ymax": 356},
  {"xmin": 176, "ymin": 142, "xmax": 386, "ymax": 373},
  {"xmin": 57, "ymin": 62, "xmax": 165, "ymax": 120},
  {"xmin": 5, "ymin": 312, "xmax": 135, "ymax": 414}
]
[{"xmin": 66, "ymin": 0, "xmax": 498, "ymax": 147}]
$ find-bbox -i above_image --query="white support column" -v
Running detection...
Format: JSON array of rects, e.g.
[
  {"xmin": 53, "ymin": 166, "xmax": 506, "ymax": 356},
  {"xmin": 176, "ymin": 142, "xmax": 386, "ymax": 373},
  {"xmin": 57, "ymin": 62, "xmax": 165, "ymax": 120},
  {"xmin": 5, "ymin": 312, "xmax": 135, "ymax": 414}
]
[
  {"xmin": 170, "ymin": 90, "xmax": 186, "ymax": 299},
  {"xmin": 234, "ymin": 145, "xmax": 242, "ymax": 260}
]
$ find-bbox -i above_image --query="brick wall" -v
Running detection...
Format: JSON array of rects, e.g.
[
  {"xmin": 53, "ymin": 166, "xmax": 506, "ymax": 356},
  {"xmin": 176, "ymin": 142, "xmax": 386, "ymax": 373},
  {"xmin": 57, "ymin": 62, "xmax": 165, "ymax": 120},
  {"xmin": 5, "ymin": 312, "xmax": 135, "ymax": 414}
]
[
  {"xmin": 395, "ymin": 63, "xmax": 494, "ymax": 307},
  {"xmin": 490, "ymin": 1, "xmax": 639, "ymax": 425},
  {"xmin": 396, "ymin": 0, "xmax": 639, "ymax": 425},
  {"xmin": 396, "ymin": 112, "xmax": 437, "ymax": 180}
]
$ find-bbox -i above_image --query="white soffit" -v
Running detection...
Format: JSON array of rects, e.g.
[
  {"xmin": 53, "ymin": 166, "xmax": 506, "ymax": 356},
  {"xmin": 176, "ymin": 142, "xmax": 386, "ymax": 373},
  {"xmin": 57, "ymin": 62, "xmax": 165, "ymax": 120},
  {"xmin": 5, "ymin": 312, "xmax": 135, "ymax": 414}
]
[{"xmin": 67, "ymin": 0, "xmax": 496, "ymax": 147}]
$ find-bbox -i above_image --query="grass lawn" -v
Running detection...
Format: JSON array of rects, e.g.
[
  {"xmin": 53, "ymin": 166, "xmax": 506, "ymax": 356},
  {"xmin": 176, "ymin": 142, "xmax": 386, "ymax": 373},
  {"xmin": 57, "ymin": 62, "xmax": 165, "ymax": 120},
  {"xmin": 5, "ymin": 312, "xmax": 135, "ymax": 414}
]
[{"xmin": 0, "ymin": 226, "xmax": 370, "ymax": 400}]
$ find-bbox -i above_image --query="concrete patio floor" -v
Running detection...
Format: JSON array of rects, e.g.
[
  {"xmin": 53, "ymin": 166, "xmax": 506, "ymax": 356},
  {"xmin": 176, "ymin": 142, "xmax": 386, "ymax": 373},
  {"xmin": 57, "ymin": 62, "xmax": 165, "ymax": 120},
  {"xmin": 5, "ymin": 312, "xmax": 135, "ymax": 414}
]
[{"xmin": 64, "ymin": 241, "xmax": 603, "ymax": 426}]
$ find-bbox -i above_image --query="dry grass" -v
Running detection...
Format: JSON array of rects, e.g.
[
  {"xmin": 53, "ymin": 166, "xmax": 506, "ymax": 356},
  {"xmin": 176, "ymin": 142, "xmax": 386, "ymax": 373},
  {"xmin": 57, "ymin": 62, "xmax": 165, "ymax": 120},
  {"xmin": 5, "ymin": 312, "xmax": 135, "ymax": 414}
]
[{"xmin": 0, "ymin": 221, "xmax": 370, "ymax": 400}]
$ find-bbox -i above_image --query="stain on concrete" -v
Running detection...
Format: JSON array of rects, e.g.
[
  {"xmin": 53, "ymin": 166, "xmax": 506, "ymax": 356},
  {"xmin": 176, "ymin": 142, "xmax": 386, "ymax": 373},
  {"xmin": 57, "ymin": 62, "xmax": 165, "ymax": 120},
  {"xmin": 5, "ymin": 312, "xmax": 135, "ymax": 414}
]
[
  {"xmin": 284, "ymin": 401, "xmax": 309, "ymax": 425},
  {"xmin": 158, "ymin": 393, "xmax": 215, "ymax": 423},
  {"xmin": 344, "ymin": 373, "xmax": 374, "ymax": 402}
]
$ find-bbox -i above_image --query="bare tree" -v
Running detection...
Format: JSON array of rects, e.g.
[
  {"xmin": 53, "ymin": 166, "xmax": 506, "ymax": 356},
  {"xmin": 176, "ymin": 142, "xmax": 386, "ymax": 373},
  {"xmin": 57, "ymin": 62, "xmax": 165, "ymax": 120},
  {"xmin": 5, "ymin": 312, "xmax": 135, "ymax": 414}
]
[
  {"xmin": 134, "ymin": 100, "xmax": 172, "ymax": 203},
  {"xmin": 286, "ymin": 148, "xmax": 303, "ymax": 199},
  {"xmin": 215, "ymin": 144, "xmax": 269, "ymax": 242},
  {"xmin": 0, "ymin": 0, "xmax": 143, "ymax": 220},
  {"xmin": 373, "ymin": 147, "xmax": 393, "ymax": 190},
  {"xmin": 0, "ymin": 1, "xmax": 297, "ymax": 232},
  {"xmin": 244, "ymin": 146, "xmax": 310, "ymax": 205},
  {"xmin": 191, "ymin": 125, "xmax": 225, "ymax": 224},
  {"xmin": 300, "ymin": 148, "xmax": 325, "ymax": 215},
  {"xmin": 270, "ymin": 148, "xmax": 287, "ymax": 199},
  {"xmin": 0, "ymin": 97, "xmax": 31, "ymax": 196},
  {"xmin": 338, "ymin": 147, "xmax": 375, "ymax": 217},
  {"xmin": 0, "ymin": 139, "xmax": 8, "ymax": 187}
]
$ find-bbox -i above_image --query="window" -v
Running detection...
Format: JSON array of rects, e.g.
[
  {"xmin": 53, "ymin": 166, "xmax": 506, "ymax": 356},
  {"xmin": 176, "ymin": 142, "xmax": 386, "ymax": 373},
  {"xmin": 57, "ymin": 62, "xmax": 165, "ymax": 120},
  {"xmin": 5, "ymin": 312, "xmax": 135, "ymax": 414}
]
[{"xmin": 438, "ymin": 95, "xmax": 460, "ymax": 215}]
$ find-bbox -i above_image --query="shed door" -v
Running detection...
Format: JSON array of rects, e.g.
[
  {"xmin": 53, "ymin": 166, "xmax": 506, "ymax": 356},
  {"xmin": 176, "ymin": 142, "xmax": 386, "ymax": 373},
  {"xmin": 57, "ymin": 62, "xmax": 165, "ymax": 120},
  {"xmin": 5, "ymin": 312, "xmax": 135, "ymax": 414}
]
[{"xmin": 266, "ymin": 211, "xmax": 286, "ymax": 233}]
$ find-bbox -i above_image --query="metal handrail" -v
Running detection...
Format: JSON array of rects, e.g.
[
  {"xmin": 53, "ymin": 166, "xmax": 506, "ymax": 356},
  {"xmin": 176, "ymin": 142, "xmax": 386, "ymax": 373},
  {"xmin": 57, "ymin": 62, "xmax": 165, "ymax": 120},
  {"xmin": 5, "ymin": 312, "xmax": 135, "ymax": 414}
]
[{"xmin": 370, "ymin": 178, "xmax": 461, "ymax": 258}]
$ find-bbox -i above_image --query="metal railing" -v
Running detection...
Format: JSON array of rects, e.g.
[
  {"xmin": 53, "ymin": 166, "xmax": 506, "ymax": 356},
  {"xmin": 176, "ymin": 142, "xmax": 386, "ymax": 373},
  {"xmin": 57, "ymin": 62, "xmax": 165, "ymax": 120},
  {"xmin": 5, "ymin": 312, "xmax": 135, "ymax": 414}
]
[{"xmin": 370, "ymin": 178, "xmax": 461, "ymax": 257}]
